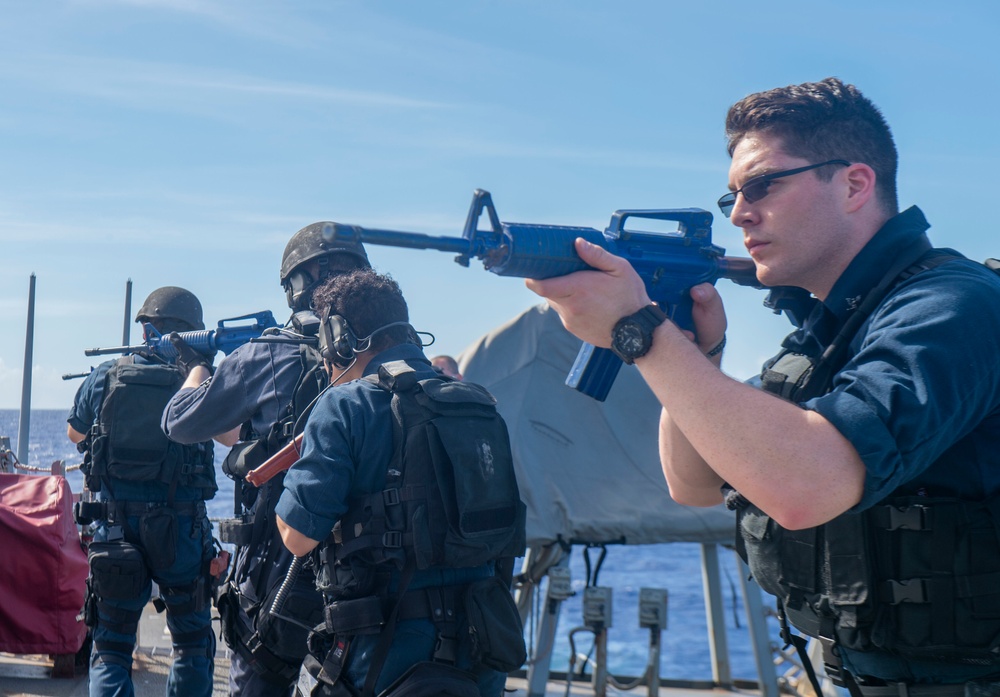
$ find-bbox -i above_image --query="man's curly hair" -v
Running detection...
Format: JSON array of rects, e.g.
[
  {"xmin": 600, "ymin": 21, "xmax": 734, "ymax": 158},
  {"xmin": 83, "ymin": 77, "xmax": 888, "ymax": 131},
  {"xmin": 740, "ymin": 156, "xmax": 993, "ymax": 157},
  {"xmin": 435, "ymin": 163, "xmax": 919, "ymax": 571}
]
[
  {"xmin": 725, "ymin": 77, "xmax": 898, "ymax": 214},
  {"xmin": 311, "ymin": 269, "xmax": 411, "ymax": 353}
]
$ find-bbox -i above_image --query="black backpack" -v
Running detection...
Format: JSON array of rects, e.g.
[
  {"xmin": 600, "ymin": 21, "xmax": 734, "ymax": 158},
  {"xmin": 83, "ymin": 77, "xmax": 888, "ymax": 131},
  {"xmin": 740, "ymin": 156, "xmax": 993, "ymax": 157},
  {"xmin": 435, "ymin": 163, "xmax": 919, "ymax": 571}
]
[
  {"xmin": 88, "ymin": 356, "xmax": 215, "ymax": 497},
  {"xmin": 336, "ymin": 360, "xmax": 526, "ymax": 572}
]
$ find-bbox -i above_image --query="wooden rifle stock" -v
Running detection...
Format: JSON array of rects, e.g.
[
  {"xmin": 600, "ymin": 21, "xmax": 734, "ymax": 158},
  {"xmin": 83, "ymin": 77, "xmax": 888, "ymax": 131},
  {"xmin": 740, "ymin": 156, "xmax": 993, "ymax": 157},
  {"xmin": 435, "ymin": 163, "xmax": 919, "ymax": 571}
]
[{"xmin": 245, "ymin": 433, "xmax": 303, "ymax": 487}]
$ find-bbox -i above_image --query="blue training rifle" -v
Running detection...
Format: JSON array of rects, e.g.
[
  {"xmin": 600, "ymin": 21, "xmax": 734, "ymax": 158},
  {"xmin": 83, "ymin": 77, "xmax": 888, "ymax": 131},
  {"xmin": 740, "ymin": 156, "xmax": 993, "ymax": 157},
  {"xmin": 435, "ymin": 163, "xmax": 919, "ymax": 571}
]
[
  {"xmin": 84, "ymin": 311, "xmax": 279, "ymax": 361},
  {"xmin": 319, "ymin": 189, "xmax": 762, "ymax": 401}
]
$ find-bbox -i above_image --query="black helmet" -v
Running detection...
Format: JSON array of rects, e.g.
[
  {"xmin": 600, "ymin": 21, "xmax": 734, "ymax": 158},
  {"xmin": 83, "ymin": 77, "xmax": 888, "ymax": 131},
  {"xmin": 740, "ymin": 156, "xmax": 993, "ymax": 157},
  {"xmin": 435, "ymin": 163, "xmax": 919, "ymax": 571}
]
[
  {"xmin": 135, "ymin": 286, "xmax": 205, "ymax": 331},
  {"xmin": 280, "ymin": 222, "xmax": 370, "ymax": 310}
]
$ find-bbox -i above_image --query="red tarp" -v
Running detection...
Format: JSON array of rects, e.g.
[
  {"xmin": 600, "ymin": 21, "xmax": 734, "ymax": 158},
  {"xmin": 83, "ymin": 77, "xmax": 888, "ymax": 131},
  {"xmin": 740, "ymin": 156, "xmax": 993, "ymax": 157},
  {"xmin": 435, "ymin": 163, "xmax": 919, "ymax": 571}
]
[{"xmin": 0, "ymin": 473, "xmax": 88, "ymax": 655}]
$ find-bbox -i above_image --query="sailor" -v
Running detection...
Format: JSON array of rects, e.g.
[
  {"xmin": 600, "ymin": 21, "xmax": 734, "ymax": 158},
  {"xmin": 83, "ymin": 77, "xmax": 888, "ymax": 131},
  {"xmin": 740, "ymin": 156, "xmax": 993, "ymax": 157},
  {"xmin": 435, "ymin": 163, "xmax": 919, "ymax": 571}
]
[
  {"xmin": 68, "ymin": 286, "xmax": 218, "ymax": 697},
  {"xmin": 275, "ymin": 268, "xmax": 526, "ymax": 697},
  {"xmin": 430, "ymin": 354, "xmax": 463, "ymax": 380},
  {"xmin": 160, "ymin": 225, "xmax": 370, "ymax": 697},
  {"xmin": 527, "ymin": 77, "xmax": 1000, "ymax": 694}
]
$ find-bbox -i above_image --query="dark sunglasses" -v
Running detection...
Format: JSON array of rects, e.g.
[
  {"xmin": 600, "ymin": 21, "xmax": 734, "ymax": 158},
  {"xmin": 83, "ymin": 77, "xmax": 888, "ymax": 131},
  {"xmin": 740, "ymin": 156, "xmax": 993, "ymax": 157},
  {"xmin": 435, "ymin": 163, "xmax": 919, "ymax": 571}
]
[{"xmin": 718, "ymin": 159, "xmax": 851, "ymax": 218}]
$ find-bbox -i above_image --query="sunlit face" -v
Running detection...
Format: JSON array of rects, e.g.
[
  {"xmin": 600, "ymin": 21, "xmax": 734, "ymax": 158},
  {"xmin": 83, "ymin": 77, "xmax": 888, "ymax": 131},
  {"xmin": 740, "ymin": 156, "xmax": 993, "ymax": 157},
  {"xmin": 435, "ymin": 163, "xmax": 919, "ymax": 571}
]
[{"xmin": 727, "ymin": 133, "xmax": 852, "ymax": 299}]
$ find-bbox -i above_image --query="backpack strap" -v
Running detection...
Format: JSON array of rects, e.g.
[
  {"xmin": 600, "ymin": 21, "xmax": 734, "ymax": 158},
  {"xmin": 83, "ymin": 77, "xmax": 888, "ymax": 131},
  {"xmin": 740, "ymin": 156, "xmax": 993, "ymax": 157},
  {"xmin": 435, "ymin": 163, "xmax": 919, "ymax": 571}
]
[
  {"xmin": 361, "ymin": 562, "xmax": 417, "ymax": 697},
  {"xmin": 341, "ymin": 363, "xmax": 417, "ymax": 566}
]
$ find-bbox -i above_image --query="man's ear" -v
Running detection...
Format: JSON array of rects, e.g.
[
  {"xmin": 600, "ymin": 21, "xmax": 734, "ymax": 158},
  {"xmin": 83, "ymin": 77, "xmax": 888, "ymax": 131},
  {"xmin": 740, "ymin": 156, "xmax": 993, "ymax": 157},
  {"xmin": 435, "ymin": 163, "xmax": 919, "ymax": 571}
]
[{"xmin": 843, "ymin": 163, "xmax": 876, "ymax": 214}]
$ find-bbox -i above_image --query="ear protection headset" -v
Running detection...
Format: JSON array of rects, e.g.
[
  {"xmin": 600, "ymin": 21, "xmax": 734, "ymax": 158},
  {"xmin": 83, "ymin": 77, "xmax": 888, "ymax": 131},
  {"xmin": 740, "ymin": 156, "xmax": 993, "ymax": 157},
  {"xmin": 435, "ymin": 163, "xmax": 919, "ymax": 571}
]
[
  {"xmin": 318, "ymin": 309, "xmax": 417, "ymax": 369},
  {"xmin": 318, "ymin": 313, "xmax": 358, "ymax": 368}
]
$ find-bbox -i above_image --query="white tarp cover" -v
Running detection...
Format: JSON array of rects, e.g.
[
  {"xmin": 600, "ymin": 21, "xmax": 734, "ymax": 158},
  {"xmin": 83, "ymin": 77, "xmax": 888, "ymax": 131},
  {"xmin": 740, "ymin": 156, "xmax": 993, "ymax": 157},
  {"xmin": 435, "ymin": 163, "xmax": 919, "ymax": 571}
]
[{"xmin": 458, "ymin": 303, "xmax": 735, "ymax": 547}]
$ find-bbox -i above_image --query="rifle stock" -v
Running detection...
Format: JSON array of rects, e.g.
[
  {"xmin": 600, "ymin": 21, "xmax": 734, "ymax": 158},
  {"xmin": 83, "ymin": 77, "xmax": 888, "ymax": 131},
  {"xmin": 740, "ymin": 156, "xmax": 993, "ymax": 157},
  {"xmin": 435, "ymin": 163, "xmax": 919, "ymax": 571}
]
[{"xmin": 245, "ymin": 433, "xmax": 303, "ymax": 487}]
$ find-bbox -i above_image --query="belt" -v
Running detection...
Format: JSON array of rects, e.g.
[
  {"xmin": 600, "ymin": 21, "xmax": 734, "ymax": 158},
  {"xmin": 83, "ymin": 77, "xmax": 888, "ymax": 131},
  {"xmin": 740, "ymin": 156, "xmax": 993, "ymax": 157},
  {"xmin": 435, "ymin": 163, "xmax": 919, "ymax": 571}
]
[
  {"xmin": 114, "ymin": 500, "xmax": 205, "ymax": 516},
  {"xmin": 78, "ymin": 499, "xmax": 205, "ymax": 521},
  {"xmin": 324, "ymin": 584, "xmax": 466, "ymax": 635}
]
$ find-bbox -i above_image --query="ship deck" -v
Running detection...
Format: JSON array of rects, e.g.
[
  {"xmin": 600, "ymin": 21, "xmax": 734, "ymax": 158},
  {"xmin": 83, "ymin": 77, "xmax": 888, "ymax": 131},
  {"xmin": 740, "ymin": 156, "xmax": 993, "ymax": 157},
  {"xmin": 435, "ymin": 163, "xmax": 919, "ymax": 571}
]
[
  {"xmin": 0, "ymin": 658, "xmax": 762, "ymax": 697},
  {"xmin": 0, "ymin": 602, "xmax": 764, "ymax": 697}
]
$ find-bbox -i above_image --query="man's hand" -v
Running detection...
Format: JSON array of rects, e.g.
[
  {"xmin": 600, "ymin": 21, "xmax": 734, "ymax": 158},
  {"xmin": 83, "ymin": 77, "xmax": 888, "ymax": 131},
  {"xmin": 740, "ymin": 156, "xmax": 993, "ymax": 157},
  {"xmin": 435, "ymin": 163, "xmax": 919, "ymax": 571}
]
[
  {"xmin": 525, "ymin": 238, "xmax": 650, "ymax": 347},
  {"xmin": 168, "ymin": 332, "xmax": 215, "ymax": 379},
  {"xmin": 688, "ymin": 283, "xmax": 728, "ymax": 359}
]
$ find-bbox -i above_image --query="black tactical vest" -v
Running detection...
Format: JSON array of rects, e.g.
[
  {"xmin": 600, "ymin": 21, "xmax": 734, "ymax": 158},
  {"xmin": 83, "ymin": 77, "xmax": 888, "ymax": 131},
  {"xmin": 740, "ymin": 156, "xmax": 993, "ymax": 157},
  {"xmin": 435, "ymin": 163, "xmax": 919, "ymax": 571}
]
[
  {"xmin": 87, "ymin": 356, "xmax": 216, "ymax": 499},
  {"xmin": 222, "ymin": 342, "xmax": 327, "ymax": 485},
  {"xmin": 732, "ymin": 249, "xmax": 1000, "ymax": 664},
  {"xmin": 316, "ymin": 360, "xmax": 526, "ymax": 600},
  {"xmin": 215, "ymin": 341, "xmax": 329, "ymax": 682}
]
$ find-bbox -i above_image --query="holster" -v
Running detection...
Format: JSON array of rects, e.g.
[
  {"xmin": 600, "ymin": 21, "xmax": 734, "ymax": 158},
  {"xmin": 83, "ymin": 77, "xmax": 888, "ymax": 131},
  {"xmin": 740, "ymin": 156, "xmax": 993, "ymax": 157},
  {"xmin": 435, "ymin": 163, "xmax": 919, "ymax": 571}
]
[
  {"xmin": 463, "ymin": 576, "xmax": 526, "ymax": 672},
  {"xmin": 88, "ymin": 541, "xmax": 148, "ymax": 601},
  {"xmin": 376, "ymin": 662, "xmax": 479, "ymax": 697}
]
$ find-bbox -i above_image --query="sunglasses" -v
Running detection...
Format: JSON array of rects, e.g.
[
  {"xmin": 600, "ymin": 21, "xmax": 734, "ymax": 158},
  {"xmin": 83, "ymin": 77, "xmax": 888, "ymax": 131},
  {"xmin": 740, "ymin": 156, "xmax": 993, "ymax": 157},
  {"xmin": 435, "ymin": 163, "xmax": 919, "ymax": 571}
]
[{"xmin": 717, "ymin": 159, "xmax": 851, "ymax": 218}]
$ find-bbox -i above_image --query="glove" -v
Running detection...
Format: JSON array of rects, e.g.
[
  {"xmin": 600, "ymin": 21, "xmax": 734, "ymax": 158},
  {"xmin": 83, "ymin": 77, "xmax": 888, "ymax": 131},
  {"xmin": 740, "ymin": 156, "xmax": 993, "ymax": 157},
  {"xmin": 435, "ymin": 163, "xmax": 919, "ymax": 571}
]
[{"xmin": 168, "ymin": 332, "xmax": 215, "ymax": 378}]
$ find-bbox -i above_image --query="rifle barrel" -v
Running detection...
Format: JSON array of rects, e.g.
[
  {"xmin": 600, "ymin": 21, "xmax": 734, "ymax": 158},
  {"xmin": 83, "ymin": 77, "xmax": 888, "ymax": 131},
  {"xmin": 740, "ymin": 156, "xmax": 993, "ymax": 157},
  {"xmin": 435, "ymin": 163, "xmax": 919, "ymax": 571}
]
[
  {"xmin": 327, "ymin": 225, "xmax": 473, "ymax": 255},
  {"xmin": 718, "ymin": 256, "xmax": 761, "ymax": 288},
  {"xmin": 84, "ymin": 344, "xmax": 143, "ymax": 357}
]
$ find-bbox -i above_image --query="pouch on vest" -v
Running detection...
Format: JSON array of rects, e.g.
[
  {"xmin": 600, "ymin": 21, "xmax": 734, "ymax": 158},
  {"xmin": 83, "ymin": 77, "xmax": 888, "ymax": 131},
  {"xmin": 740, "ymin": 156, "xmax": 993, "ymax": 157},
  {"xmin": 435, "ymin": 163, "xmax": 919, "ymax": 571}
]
[
  {"xmin": 258, "ymin": 570, "xmax": 326, "ymax": 664},
  {"xmin": 738, "ymin": 493, "xmax": 1000, "ymax": 661},
  {"xmin": 340, "ymin": 365, "xmax": 525, "ymax": 575},
  {"xmin": 89, "ymin": 541, "xmax": 149, "ymax": 600},
  {"xmin": 376, "ymin": 661, "xmax": 480, "ymax": 697},
  {"xmin": 94, "ymin": 358, "xmax": 216, "ymax": 497},
  {"xmin": 865, "ymin": 496, "xmax": 1000, "ymax": 661},
  {"xmin": 413, "ymin": 377, "xmax": 526, "ymax": 569},
  {"xmin": 737, "ymin": 502, "xmax": 878, "ymax": 650},
  {"xmin": 83, "ymin": 577, "xmax": 99, "ymax": 628},
  {"xmin": 463, "ymin": 575, "xmax": 527, "ymax": 672},
  {"xmin": 223, "ymin": 439, "xmax": 269, "ymax": 481},
  {"xmin": 139, "ymin": 507, "xmax": 178, "ymax": 572},
  {"xmin": 216, "ymin": 584, "xmax": 240, "ymax": 650},
  {"xmin": 100, "ymin": 361, "xmax": 181, "ymax": 482}
]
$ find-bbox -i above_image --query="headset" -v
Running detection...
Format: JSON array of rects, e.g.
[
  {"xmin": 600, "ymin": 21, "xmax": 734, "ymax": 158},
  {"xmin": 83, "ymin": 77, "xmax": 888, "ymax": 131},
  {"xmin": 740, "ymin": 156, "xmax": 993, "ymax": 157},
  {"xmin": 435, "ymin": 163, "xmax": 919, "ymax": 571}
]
[{"xmin": 317, "ymin": 311, "xmax": 418, "ymax": 369}]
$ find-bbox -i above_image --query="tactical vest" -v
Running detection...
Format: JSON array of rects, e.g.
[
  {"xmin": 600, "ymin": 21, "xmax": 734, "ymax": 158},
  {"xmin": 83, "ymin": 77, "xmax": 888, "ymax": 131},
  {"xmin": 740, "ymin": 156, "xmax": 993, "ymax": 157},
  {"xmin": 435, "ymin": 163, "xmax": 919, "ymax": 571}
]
[
  {"xmin": 86, "ymin": 356, "xmax": 216, "ymax": 499},
  {"xmin": 221, "ymin": 341, "xmax": 327, "ymax": 479},
  {"xmin": 306, "ymin": 361, "xmax": 527, "ymax": 694},
  {"xmin": 732, "ymin": 248, "xmax": 1000, "ymax": 664},
  {"xmin": 318, "ymin": 360, "xmax": 526, "ymax": 599},
  {"xmin": 215, "ymin": 340, "xmax": 328, "ymax": 683}
]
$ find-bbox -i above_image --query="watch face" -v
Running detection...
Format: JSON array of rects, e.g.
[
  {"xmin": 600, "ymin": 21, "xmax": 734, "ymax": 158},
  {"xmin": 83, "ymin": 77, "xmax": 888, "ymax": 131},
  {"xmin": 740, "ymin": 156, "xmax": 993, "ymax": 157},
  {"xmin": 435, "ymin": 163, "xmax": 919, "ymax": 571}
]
[
  {"xmin": 614, "ymin": 322, "xmax": 646, "ymax": 357},
  {"xmin": 612, "ymin": 305, "xmax": 665, "ymax": 364}
]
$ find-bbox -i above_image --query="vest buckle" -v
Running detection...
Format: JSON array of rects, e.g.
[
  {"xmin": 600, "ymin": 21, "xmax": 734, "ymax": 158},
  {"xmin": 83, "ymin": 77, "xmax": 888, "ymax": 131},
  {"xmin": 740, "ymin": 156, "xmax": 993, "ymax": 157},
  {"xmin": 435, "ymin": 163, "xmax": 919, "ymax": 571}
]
[
  {"xmin": 886, "ymin": 578, "xmax": 927, "ymax": 604},
  {"xmin": 887, "ymin": 504, "xmax": 929, "ymax": 531},
  {"xmin": 432, "ymin": 633, "xmax": 458, "ymax": 664}
]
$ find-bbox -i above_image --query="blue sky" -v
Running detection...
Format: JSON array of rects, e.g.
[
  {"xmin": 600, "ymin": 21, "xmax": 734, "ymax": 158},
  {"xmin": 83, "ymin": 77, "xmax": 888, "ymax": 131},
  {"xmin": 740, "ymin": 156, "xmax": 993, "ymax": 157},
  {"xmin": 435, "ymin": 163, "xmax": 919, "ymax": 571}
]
[{"xmin": 2, "ymin": 0, "xmax": 998, "ymax": 409}]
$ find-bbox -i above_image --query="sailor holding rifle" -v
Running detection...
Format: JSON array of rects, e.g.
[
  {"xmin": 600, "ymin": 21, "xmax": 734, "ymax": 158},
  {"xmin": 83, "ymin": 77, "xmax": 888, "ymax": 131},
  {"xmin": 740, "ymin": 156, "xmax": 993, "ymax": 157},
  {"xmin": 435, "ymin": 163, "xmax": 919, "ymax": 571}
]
[{"xmin": 529, "ymin": 78, "xmax": 1000, "ymax": 696}]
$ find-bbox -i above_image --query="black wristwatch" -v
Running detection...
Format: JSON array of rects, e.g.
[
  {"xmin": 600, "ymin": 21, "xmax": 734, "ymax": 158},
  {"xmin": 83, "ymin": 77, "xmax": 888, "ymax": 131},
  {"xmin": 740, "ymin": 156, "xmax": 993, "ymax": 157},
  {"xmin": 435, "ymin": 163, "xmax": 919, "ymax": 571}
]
[{"xmin": 610, "ymin": 303, "xmax": 668, "ymax": 365}]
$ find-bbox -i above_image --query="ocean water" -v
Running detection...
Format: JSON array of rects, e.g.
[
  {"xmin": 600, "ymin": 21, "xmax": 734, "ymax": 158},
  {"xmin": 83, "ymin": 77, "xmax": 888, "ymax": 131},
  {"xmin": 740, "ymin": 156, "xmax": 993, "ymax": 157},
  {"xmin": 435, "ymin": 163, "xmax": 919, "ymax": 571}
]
[{"xmin": 2, "ymin": 409, "xmax": 781, "ymax": 684}]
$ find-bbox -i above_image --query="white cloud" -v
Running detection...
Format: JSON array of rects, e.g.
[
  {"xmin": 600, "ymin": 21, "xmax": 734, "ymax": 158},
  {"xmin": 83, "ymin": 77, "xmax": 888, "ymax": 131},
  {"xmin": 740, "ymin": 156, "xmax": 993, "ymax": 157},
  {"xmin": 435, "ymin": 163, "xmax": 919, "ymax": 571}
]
[{"xmin": 0, "ymin": 53, "xmax": 451, "ymax": 115}]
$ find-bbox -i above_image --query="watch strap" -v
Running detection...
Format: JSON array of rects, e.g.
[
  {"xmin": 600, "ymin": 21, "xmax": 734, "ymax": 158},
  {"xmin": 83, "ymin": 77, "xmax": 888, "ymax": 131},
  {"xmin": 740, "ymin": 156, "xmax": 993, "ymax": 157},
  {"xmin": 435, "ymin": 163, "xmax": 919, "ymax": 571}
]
[{"xmin": 633, "ymin": 303, "xmax": 668, "ymax": 328}]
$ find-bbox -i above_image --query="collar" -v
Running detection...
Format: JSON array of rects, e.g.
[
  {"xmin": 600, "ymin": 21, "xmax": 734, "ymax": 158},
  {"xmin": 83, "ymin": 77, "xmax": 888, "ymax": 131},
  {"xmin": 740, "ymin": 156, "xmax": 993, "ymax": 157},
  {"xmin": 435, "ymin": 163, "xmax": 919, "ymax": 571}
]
[
  {"xmin": 821, "ymin": 206, "xmax": 931, "ymax": 322},
  {"xmin": 361, "ymin": 343, "xmax": 433, "ymax": 378},
  {"xmin": 776, "ymin": 206, "xmax": 931, "ymax": 356}
]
